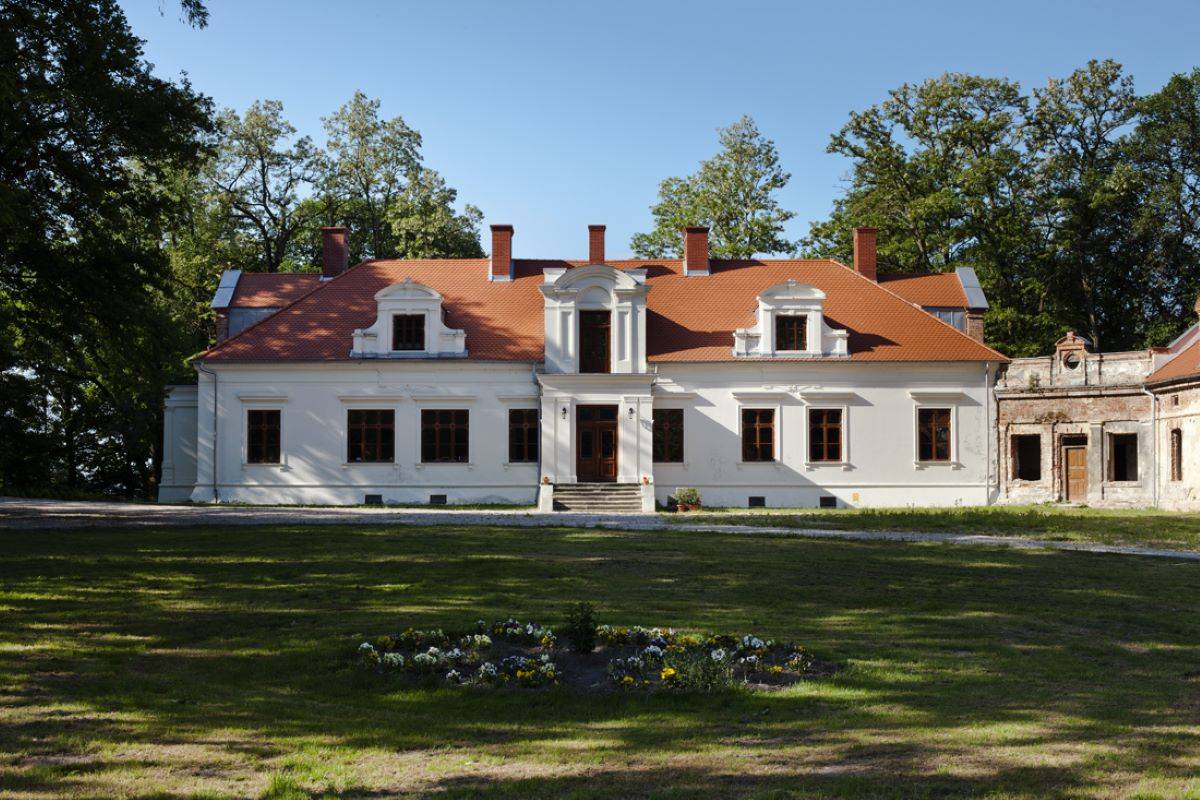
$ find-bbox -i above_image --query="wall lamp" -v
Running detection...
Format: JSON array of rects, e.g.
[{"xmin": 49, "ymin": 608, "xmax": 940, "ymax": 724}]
[
  {"xmin": 561, "ymin": 407, "xmax": 568, "ymax": 420},
  {"xmin": 627, "ymin": 406, "xmax": 635, "ymax": 419}
]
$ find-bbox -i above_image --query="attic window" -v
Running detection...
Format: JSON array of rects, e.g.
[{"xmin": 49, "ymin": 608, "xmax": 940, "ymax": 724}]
[
  {"xmin": 1062, "ymin": 352, "xmax": 1080, "ymax": 370},
  {"xmin": 392, "ymin": 314, "xmax": 425, "ymax": 351},
  {"xmin": 775, "ymin": 315, "xmax": 807, "ymax": 351}
]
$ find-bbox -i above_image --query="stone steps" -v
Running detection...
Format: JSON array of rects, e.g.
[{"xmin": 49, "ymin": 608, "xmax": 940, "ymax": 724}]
[{"xmin": 552, "ymin": 483, "xmax": 644, "ymax": 513}]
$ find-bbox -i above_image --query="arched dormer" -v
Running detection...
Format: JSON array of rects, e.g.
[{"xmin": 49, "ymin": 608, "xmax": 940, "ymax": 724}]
[
  {"xmin": 350, "ymin": 279, "xmax": 466, "ymax": 358},
  {"xmin": 733, "ymin": 280, "xmax": 849, "ymax": 358},
  {"xmin": 540, "ymin": 264, "xmax": 650, "ymax": 374}
]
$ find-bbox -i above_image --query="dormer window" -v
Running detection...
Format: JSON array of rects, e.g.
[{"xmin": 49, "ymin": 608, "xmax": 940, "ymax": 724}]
[
  {"xmin": 351, "ymin": 280, "xmax": 466, "ymax": 359},
  {"xmin": 392, "ymin": 314, "xmax": 425, "ymax": 351},
  {"xmin": 775, "ymin": 315, "xmax": 807, "ymax": 352},
  {"xmin": 733, "ymin": 281, "xmax": 848, "ymax": 358}
]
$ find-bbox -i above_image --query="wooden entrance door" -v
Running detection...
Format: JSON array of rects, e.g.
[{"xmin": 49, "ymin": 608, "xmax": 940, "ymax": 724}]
[
  {"xmin": 1064, "ymin": 446, "xmax": 1088, "ymax": 502},
  {"xmin": 577, "ymin": 405, "xmax": 617, "ymax": 482}
]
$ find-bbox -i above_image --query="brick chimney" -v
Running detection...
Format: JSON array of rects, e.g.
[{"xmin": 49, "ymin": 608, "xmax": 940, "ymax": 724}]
[
  {"xmin": 683, "ymin": 226, "xmax": 710, "ymax": 276},
  {"xmin": 490, "ymin": 224, "xmax": 514, "ymax": 281},
  {"xmin": 321, "ymin": 226, "xmax": 349, "ymax": 279},
  {"xmin": 853, "ymin": 227, "xmax": 877, "ymax": 281},
  {"xmin": 588, "ymin": 225, "xmax": 606, "ymax": 264}
]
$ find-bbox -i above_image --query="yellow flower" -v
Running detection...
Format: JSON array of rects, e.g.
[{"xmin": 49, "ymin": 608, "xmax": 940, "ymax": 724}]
[
  {"xmin": 660, "ymin": 667, "xmax": 677, "ymax": 680},
  {"xmin": 621, "ymin": 675, "xmax": 634, "ymax": 685}
]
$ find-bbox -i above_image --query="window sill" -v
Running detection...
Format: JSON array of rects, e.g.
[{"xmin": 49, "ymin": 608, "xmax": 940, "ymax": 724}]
[
  {"xmin": 805, "ymin": 461, "xmax": 852, "ymax": 471},
  {"xmin": 913, "ymin": 460, "xmax": 962, "ymax": 470},
  {"xmin": 652, "ymin": 460, "xmax": 686, "ymax": 468},
  {"xmin": 341, "ymin": 461, "xmax": 397, "ymax": 468},
  {"xmin": 503, "ymin": 461, "xmax": 538, "ymax": 469},
  {"xmin": 415, "ymin": 462, "xmax": 474, "ymax": 469},
  {"xmin": 736, "ymin": 460, "xmax": 779, "ymax": 467},
  {"xmin": 243, "ymin": 462, "xmax": 286, "ymax": 470}
]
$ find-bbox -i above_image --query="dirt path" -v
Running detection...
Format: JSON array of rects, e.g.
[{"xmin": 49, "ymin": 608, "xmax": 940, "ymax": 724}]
[{"xmin": 2, "ymin": 497, "xmax": 1197, "ymax": 561}]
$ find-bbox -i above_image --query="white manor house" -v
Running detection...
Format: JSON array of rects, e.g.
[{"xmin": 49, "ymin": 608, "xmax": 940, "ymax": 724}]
[{"xmin": 161, "ymin": 223, "xmax": 1007, "ymax": 511}]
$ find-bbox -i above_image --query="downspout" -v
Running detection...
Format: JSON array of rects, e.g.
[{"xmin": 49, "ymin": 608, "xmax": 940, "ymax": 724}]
[
  {"xmin": 985, "ymin": 363, "xmax": 993, "ymax": 505},
  {"xmin": 195, "ymin": 360, "xmax": 219, "ymax": 502},
  {"xmin": 1142, "ymin": 385, "xmax": 1158, "ymax": 508}
]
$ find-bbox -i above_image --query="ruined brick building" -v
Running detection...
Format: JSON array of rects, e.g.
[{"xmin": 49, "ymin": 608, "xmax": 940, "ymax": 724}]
[{"xmin": 996, "ymin": 307, "xmax": 1200, "ymax": 510}]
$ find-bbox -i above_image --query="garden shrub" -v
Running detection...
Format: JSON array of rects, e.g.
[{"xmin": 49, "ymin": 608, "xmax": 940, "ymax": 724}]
[{"xmin": 563, "ymin": 601, "xmax": 597, "ymax": 654}]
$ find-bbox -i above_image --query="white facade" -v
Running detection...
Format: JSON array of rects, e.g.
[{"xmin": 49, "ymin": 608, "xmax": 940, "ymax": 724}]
[{"xmin": 167, "ymin": 261, "xmax": 1000, "ymax": 509}]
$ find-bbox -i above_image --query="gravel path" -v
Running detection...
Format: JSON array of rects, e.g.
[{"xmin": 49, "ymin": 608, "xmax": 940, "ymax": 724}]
[{"xmin": 2, "ymin": 497, "xmax": 1197, "ymax": 562}]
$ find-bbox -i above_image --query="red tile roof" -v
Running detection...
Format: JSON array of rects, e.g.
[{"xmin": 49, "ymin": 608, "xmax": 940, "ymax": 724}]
[
  {"xmin": 1147, "ymin": 337, "xmax": 1200, "ymax": 384},
  {"xmin": 230, "ymin": 273, "xmax": 323, "ymax": 308},
  {"xmin": 877, "ymin": 272, "xmax": 967, "ymax": 308},
  {"xmin": 200, "ymin": 259, "xmax": 1005, "ymax": 364}
]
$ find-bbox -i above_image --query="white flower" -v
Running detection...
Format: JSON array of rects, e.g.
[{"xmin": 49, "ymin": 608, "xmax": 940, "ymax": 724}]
[
  {"xmin": 741, "ymin": 654, "xmax": 759, "ymax": 665},
  {"xmin": 711, "ymin": 648, "xmax": 726, "ymax": 662},
  {"xmin": 358, "ymin": 642, "xmax": 375, "ymax": 654},
  {"xmin": 413, "ymin": 652, "xmax": 436, "ymax": 667},
  {"xmin": 381, "ymin": 652, "xmax": 405, "ymax": 669},
  {"xmin": 445, "ymin": 669, "xmax": 461, "ymax": 683},
  {"xmin": 743, "ymin": 635, "xmax": 765, "ymax": 649},
  {"xmin": 643, "ymin": 645, "xmax": 663, "ymax": 659},
  {"xmin": 478, "ymin": 662, "xmax": 497, "ymax": 677}
]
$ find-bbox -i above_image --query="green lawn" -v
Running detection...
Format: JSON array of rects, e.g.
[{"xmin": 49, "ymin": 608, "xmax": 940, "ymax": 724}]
[
  {"xmin": 683, "ymin": 505, "xmax": 1200, "ymax": 552},
  {"xmin": 1, "ymin": 524, "xmax": 1198, "ymax": 799}
]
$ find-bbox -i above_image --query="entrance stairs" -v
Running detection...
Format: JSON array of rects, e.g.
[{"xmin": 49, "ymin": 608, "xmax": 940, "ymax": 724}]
[{"xmin": 552, "ymin": 483, "xmax": 644, "ymax": 513}]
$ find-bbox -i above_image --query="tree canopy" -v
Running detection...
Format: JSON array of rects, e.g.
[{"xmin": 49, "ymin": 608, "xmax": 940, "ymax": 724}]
[{"xmin": 632, "ymin": 116, "xmax": 797, "ymax": 259}]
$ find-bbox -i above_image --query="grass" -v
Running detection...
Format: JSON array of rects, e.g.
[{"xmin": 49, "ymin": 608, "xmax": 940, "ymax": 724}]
[
  {"xmin": 683, "ymin": 504, "xmax": 1200, "ymax": 551},
  {"xmin": 0, "ymin": 523, "xmax": 1197, "ymax": 798}
]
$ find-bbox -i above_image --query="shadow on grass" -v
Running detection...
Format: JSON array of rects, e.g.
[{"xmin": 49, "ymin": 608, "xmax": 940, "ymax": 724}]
[{"xmin": 1, "ymin": 524, "xmax": 1198, "ymax": 797}]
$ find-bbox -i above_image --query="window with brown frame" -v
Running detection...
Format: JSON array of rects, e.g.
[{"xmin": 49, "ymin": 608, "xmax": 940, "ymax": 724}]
[
  {"xmin": 579, "ymin": 310, "xmax": 611, "ymax": 373},
  {"xmin": 808, "ymin": 408, "xmax": 842, "ymax": 462},
  {"xmin": 742, "ymin": 408, "xmax": 775, "ymax": 462},
  {"xmin": 653, "ymin": 409, "xmax": 684, "ymax": 463},
  {"xmin": 392, "ymin": 314, "xmax": 425, "ymax": 351},
  {"xmin": 508, "ymin": 408, "xmax": 538, "ymax": 463},
  {"xmin": 421, "ymin": 409, "xmax": 469, "ymax": 463},
  {"xmin": 246, "ymin": 409, "xmax": 281, "ymax": 464},
  {"xmin": 1171, "ymin": 428, "xmax": 1183, "ymax": 481},
  {"xmin": 347, "ymin": 409, "xmax": 395, "ymax": 463},
  {"xmin": 775, "ymin": 314, "xmax": 807, "ymax": 351},
  {"xmin": 917, "ymin": 408, "xmax": 952, "ymax": 462}
]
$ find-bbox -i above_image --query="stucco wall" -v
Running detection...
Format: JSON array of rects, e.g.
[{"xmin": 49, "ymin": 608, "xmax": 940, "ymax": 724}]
[
  {"xmin": 159, "ymin": 385, "xmax": 198, "ymax": 502},
  {"xmin": 650, "ymin": 362, "xmax": 994, "ymax": 509},
  {"xmin": 189, "ymin": 362, "xmax": 542, "ymax": 505},
  {"xmin": 176, "ymin": 360, "xmax": 995, "ymax": 508},
  {"xmin": 1156, "ymin": 385, "xmax": 1200, "ymax": 511}
]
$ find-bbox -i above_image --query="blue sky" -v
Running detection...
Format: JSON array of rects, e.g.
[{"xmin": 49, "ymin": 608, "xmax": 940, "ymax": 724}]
[{"xmin": 121, "ymin": 0, "xmax": 1200, "ymax": 258}]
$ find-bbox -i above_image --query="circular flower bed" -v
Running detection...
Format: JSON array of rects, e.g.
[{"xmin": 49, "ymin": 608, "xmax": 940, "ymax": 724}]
[{"xmin": 354, "ymin": 617, "xmax": 831, "ymax": 693}]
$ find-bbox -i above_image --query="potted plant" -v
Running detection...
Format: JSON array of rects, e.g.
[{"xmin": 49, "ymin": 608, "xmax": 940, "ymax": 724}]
[{"xmin": 674, "ymin": 487, "xmax": 702, "ymax": 512}]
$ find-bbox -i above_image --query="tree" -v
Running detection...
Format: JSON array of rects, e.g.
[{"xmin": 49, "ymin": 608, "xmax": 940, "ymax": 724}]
[
  {"xmin": 801, "ymin": 73, "xmax": 1056, "ymax": 356},
  {"xmin": 1025, "ymin": 59, "xmax": 1143, "ymax": 351},
  {"xmin": 1125, "ymin": 68, "xmax": 1200, "ymax": 346},
  {"xmin": 210, "ymin": 100, "xmax": 321, "ymax": 272},
  {"xmin": 322, "ymin": 91, "xmax": 422, "ymax": 260},
  {"xmin": 0, "ymin": 0, "xmax": 213, "ymax": 495},
  {"xmin": 388, "ymin": 168, "xmax": 485, "ymax": 259},
  {"xmin": 632, "ymin": 116, "xmax": 797, "ymax": 259}
]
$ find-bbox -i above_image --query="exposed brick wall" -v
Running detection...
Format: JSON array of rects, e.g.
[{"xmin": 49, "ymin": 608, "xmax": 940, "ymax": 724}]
[
  {"xmin": 853, "ymin": 227, "xmax": 877, "ymax": 281},
  {"xmin": 683, "ymin": 226, "xmax": 709, "ymax": 276},
  {"xmin": 588, "ymin": 225, "xmax": 605, "ymax": 264},
  {"xmin": 215, "ymin": 310, "xmax": 229, "ymax": 344},
  {"xmin": 321, "ymin": 227, "xmax": 349, "ymax": 279},
  {"xmin": 965, "ymin": 311, "xmax": 985, "ymax": 343},
  {"xmin": 490, "ymin": 225, "xmax": 514, "ymax": 281}
]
